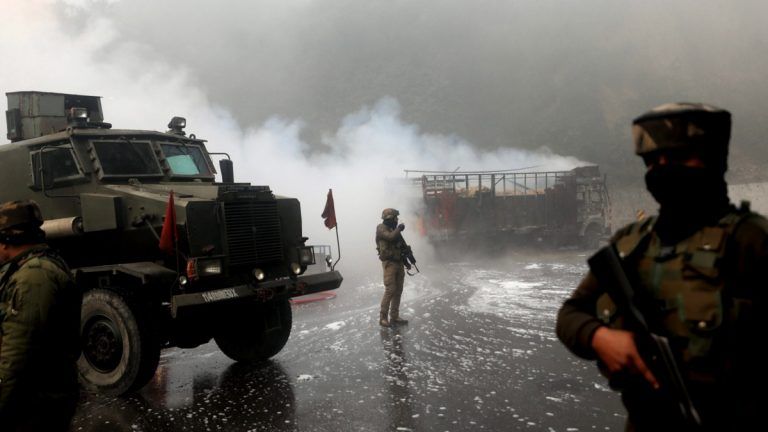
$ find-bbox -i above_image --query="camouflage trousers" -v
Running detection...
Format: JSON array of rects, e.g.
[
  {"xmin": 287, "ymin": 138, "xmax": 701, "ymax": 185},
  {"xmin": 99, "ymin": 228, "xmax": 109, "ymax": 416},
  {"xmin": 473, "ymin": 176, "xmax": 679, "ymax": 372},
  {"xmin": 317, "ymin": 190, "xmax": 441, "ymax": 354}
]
[{"xmin": 380, "ymin": 260, "xmax": 405, "ymax": 319}]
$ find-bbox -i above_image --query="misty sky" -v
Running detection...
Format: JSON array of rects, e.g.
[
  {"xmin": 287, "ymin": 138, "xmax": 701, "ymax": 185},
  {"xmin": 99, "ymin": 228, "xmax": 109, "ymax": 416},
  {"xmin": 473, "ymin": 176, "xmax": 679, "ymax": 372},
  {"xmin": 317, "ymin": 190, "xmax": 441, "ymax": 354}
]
[
  {"xmin": 3, "ymin": 0, "xmax": 768, "ymax": 250},
  {"xmin": 5, "ymin": 1, "xmax": 768, "ymax": 178},
  {"xmin": 52, "ymin": 0, "xmax": 768, "ymax": 181}
]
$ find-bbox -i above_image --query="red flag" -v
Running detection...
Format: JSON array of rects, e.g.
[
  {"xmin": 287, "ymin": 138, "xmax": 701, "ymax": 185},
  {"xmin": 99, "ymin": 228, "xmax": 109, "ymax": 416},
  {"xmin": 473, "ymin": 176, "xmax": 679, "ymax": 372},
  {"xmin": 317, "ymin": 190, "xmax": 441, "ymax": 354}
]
[
  {"xmin": 159, "ymin": 191, "xmax": 178, "ymax": 254},
  {"xmin": 321, "ymin": 189, "xmax": 337, "ymax": 229}
]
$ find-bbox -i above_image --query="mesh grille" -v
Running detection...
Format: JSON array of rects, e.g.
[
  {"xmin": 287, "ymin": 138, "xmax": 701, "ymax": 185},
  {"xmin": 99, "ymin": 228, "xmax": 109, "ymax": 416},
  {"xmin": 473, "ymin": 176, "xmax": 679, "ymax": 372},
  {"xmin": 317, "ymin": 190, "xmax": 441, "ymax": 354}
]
[{"xmin": 224, "ymin": 201, "xmax": 283, "ymax": 266}]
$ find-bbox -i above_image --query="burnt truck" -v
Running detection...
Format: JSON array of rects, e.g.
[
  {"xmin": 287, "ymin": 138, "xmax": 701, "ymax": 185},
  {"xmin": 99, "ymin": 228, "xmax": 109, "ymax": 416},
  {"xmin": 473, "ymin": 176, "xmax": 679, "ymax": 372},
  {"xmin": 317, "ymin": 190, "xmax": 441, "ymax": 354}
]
[
  {"xmin": 410, "ymin": 166, "xmax": 611, "ymax": 249},
  {"xmin": 2, "ymin": 91, "xmax": 343, "ymax": 395}
]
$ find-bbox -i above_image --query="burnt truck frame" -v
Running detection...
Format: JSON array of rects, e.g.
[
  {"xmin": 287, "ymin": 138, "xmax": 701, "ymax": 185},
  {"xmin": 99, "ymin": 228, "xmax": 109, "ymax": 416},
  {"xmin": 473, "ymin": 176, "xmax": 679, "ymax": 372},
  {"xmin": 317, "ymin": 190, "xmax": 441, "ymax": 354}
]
[
  {"xmin": 411, "ymin": 166, "xmax": 611, "ymax": 249},
  {"xmin": 2, "ymin": 91, "xmax": 343, "ymax": 395}
]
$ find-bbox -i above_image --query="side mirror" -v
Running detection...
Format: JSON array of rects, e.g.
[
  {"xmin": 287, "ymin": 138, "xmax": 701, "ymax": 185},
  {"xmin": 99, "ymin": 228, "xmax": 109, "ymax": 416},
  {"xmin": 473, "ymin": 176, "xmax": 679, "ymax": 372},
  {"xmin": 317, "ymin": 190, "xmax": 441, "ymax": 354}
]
[{"xmin": 219, "ymin": 159, "xmax": 234, "ymax": 183}]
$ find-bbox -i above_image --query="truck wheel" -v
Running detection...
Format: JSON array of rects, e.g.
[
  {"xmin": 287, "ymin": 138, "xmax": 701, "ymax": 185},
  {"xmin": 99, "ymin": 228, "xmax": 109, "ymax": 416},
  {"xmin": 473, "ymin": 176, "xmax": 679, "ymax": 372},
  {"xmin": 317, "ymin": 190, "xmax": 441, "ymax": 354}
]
[
  {"xmin": 214, "ymin": 298, "xmax": 292, "ymax": 362},
  {"xmin": 78, "ymin": 289, "xmax": 160, "ymax": 395}
]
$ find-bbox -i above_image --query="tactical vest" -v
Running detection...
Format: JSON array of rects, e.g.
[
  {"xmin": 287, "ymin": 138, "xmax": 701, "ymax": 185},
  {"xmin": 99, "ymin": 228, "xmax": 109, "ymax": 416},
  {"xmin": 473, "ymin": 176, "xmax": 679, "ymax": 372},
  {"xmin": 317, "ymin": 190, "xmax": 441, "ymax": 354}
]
[
  {"xmin": 596, "ymin": 207, "xmax": 752, "ymax": 383},
  {"xmin": 376, "ymin": 224, "xmax": 403, "ymax": 262}
]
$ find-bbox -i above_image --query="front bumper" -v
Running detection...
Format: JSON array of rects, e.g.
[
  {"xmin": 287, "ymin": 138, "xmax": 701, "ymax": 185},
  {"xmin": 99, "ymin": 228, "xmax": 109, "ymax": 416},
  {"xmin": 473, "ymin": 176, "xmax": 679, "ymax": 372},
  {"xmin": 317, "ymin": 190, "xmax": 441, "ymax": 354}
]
[{"xmin": 170, "ymin": 270, "xmax": 343, "ymax": 318}]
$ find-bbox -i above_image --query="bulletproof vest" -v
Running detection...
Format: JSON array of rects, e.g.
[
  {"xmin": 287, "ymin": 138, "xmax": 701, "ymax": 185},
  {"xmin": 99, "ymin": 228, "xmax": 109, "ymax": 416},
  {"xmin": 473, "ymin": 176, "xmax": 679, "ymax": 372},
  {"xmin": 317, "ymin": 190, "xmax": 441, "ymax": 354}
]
[
  {"xmin": 376, "ymin": 224, "xmax": 403, "ymax": 262},
  {"xmin": 596, "ymin": 207, "xmax": 751, "ymax": 382}
]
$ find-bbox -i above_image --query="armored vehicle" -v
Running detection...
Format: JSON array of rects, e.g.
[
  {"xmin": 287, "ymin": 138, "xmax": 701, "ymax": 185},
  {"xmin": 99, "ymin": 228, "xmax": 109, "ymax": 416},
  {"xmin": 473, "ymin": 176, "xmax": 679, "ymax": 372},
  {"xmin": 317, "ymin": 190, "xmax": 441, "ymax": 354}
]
[
  {"xmin": 410, "ymin": 166, "xmax": 611, "ymax": 249},
  {"xmin": 2, "ymin": 91, "xmax": 343, "ymax": 395}
]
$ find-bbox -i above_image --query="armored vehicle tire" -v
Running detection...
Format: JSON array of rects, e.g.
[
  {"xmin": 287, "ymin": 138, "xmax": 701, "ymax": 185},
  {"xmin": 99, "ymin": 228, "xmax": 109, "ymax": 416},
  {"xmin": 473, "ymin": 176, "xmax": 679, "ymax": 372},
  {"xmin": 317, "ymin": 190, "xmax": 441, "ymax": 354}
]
[
  {"xmin": 214, "ymin": 298, "xmax": 292, "ymax": 362},
  {"xmin": 78, "ymin": 289, "xmax": 161, "ymax": 396}
]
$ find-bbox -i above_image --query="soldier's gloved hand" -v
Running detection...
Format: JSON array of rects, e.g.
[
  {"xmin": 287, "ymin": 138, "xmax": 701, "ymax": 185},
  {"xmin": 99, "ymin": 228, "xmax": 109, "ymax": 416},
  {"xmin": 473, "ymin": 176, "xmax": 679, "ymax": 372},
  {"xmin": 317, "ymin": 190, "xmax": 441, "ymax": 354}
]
[{"xmin": 398, "ymin": 223, "xmax": 405, "ymax": 231}]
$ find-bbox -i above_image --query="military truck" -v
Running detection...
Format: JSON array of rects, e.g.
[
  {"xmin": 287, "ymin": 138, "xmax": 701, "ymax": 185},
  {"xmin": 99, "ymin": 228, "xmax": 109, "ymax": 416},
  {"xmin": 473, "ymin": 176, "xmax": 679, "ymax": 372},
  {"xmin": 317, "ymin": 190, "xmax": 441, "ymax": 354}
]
[
  {"xmin": 2, "ymin": 91, "xmax": 343, "ymax": 395},
  {"xmin": 409, "ymin": 166, "xmax": 611, "ymax": 249}
]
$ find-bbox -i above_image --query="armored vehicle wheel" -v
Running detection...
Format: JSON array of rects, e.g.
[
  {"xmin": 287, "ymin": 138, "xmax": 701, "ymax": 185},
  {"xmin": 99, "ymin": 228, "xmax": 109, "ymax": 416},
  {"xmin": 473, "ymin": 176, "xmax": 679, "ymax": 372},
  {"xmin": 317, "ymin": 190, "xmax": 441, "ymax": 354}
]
[
  {"xmin": 214, "ymin": 298, "xmax": 292, "ymax": 362},
  {"xmin": 78, "ymin": 289, "xmax": 160, "ymax": 395}
]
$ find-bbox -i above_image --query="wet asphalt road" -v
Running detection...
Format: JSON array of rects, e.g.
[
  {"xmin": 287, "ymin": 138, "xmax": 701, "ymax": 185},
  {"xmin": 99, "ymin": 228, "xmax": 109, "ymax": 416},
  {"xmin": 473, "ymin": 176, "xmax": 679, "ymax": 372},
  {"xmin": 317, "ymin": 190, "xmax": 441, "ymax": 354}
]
[{"xmin": 71, "ymin": 251, "xmax": 625, "ymax": 432}]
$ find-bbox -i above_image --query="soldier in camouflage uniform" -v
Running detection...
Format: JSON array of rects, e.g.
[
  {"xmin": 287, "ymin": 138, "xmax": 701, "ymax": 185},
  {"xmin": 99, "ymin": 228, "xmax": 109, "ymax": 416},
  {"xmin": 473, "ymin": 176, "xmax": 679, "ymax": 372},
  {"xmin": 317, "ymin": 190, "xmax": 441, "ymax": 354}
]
[
  {"xmin": 556, "ymin": 103, "xmax": 762, "ymax": 430},
  {"xmin": 0, "ymin": 200, "xmax": 81, "ymax": 431},
  {"xmin": 376, "ymin": 208, "xmax": 409, "ymax": 327}
]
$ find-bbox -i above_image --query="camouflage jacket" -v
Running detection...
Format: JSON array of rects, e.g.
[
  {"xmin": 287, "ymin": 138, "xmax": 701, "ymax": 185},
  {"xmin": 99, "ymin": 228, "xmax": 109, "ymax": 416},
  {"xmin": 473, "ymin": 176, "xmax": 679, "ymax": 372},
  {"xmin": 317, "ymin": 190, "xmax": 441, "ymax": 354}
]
[
  {"xmin": 556, "ymin": 208, "xmax": 765, "ymax": 429},
  {"xmin": 0, "ymin": 245, "xmax": 81, "ymax": 421},
  {"xmin": 376, "ymin": 223, "xmax": 404, "ymax": 263}
]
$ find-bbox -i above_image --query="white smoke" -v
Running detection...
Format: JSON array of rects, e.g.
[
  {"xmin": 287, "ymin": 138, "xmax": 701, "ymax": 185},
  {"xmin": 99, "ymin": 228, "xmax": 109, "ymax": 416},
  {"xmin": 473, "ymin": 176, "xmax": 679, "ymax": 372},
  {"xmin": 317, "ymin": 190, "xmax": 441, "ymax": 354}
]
[{"xmin": 1, "ymin": 1, "xmax": 587, "ymax": 275}]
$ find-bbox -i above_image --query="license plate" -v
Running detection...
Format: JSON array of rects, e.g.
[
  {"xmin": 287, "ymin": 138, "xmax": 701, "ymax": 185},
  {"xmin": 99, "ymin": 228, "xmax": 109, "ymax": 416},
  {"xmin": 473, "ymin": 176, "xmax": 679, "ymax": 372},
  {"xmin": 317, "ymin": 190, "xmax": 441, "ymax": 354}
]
[{"xmin": 201, "ymin": 288, "xmax": 237, "ymax": 303}]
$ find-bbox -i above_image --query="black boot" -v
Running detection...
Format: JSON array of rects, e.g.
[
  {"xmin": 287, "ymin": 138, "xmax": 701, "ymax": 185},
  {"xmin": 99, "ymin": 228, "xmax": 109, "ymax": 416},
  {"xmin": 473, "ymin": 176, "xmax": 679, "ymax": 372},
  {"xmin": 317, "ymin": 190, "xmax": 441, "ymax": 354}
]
[
  {"xmin": 379, "ymin": 312, "xmax": 390, "ymax": 327},
  {"xmin": 390, "ymin": 316, "xmax": 408, "ymax": 325}
]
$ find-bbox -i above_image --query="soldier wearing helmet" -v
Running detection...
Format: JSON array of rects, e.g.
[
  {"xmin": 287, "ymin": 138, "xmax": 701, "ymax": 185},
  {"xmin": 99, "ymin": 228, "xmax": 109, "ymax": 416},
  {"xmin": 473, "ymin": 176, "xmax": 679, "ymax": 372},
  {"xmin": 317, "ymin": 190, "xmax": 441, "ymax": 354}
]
[
  {"xmin": 376, "ymin": 208, "xmax": 408, "ymax": 327},
  {"xmin": 0, "ymin": 200, "xmax": 81, "ymax": 431},
  {"xmin": 557, "ymin": 103, "xmax": 763, "ymax": 430}
]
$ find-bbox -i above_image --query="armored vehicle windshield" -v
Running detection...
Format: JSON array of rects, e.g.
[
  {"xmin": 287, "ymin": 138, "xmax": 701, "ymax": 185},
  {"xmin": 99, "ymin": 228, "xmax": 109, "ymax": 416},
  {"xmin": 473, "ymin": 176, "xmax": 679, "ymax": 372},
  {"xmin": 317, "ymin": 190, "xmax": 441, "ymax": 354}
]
[
  {"xmin": 84, "ymin": 137, "xmax": 215, "ymax": 181},
  {"xmin": 159, "ymin": 143, "xmax": 212, "ymax": 177},
  {"xmin": 92, "ymin": 139, "xmax": 162, "ymax": 177}
]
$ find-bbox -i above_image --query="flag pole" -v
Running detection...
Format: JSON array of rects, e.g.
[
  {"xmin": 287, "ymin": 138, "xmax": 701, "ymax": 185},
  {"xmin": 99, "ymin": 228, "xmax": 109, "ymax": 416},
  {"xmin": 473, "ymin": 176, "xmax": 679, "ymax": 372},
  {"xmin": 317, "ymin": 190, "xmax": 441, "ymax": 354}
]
[
  {"xmin": 333, "ymin": 223, "xmax": 341, "ymax": 271},
  {"xmin": 322, "ymin": 188, "xmax": 341, "ymax": 270}
]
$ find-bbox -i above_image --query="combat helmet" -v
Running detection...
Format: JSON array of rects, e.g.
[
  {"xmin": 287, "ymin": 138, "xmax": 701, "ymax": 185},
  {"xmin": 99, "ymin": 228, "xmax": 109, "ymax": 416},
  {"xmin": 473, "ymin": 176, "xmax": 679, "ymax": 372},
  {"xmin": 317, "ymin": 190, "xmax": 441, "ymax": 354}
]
[
  {"xmin": 632, "ymin": 102, "xmax": 731, "ymax": 172},
  {"xmin": 0, "ymin": 200, "xmax": 45, "ymax": 243},
  {"xmin": 0, "ymin": 200, "xmax": 44, "ymax": 232},
  {"xmin": 381, "ymin": 208, "xmax": 400, "ymax": 220}
]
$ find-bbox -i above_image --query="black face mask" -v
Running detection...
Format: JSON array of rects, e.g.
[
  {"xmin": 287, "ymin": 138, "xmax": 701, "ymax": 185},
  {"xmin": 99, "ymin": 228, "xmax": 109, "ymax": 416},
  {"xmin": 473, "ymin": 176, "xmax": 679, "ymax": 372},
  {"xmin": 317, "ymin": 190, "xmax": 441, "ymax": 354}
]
[
  {"xmin": 645, "ymin": 165, "xmax": 723, "ymax": 208},
  {"xmin": 644, "ymin": 165, "xmax": 729, "ymax": 243},
  {"xmin": 383, "ymin": 219, "xmax": 397, "ymax": 229}
]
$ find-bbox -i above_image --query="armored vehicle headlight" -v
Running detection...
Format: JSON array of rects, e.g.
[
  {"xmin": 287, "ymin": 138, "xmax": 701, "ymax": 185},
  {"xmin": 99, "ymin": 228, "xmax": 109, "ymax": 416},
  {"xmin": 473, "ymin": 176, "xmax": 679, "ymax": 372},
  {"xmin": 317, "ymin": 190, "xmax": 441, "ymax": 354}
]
[
  {"xmin": 67, "ymin": 107, "xmax": 89, "ymax": 127},
  {"xmin": 253, "ymin": 268, "xmax": 265, "ymax": 281},
  {"xmin": 198, "ymin": 259, "xmax": 222, "ymax": 276},
  {"xmin": 179, "ymin": 275, "xmax": 189, "ymax": 286},
  {"xmin": 168, "ymin": 116, "xmax": 187, "ymax": 134},
  {"xmin": 298, "ymin": 246, "xmax": 315, "ymax": 265},
  {"xmin": 68, "ymin": 107, "xmax": 88, "ymax": 119},
  {"xmin": 290, "ymin": 262, "xmax": 302, "ymax": 275}
]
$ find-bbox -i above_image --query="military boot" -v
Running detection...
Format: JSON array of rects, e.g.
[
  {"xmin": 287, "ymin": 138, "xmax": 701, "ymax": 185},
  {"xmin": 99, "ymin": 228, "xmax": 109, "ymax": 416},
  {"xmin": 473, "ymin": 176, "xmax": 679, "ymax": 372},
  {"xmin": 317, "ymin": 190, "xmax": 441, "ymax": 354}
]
[
  {"xmin": 390, "ymin": 315, "xmax": 408, "ymax": 326},
  {"xmin": 379, "ymin": 312, "xmax": 390, "ymax": 327}
]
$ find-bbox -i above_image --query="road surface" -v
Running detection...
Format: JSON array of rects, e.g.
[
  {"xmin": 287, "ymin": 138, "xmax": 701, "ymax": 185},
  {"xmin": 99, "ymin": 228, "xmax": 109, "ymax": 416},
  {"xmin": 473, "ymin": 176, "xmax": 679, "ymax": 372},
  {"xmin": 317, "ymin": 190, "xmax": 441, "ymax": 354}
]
[{"xmin": 71, "ymin": 250, "xmax": 624, "ymax": 431}]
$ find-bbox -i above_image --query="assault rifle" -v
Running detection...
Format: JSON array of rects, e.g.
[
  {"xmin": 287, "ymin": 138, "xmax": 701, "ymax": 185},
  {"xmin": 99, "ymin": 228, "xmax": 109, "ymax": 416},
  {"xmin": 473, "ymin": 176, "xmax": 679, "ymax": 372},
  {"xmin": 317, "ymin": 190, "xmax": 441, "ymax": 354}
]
[
  {"xmin": 399, "ymin": 236, "xmax": 419, "ymax": 276},
  {"xmin": 587, "ymin": 244, "xmax": 701, "ymax": 428}
]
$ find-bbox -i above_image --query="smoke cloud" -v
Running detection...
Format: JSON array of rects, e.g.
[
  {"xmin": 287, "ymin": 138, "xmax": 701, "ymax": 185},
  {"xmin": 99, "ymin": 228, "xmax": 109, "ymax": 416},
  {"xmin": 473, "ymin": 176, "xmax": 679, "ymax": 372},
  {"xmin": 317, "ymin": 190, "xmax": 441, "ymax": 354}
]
[
  {"xmin": 27, "ymin": 0, "xmax": 768, "ymax": 186},
  {"xmin": 2, "ymin": 0, "xmax": 589, "ymax": 274}
]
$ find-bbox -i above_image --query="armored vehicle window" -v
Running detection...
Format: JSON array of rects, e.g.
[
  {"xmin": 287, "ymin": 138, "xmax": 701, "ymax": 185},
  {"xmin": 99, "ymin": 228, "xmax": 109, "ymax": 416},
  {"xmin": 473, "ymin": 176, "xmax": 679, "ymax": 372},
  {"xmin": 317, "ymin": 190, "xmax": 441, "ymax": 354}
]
[
  {"xmin": 30, "ymin": 146, "xmax": 84, "ymax": 187},
  {"xmin": 160, "ymin": 144, "xmax": 212, "ymax": 177},
  {"xmin": 92, "ymin": 140, "xmax": 162, "ymax": 177}
]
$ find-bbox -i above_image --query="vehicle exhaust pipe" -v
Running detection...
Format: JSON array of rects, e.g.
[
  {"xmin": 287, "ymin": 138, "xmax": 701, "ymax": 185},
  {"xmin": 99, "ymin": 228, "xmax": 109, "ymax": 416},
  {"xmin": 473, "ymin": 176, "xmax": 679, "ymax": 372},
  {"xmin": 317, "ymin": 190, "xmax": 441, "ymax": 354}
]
[{"xmin": 42, "ymin": 217, "xmax": 84, "ymax": 239}]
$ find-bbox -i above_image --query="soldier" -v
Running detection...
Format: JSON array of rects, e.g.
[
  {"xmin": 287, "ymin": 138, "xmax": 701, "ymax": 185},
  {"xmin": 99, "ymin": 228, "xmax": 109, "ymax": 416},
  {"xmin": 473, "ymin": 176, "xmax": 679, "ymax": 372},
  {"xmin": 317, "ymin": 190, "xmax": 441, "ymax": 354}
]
[
  {"xmin": 376, "ymin": 208, "xmax": 409, "ymax": 327},
  {"xmin": 556, "ymin": 103, "xmax": 763, "ymax": 430},
  {"xmin": 0, "ymin": 200, "xmax": 81, "ymax": 431}
]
